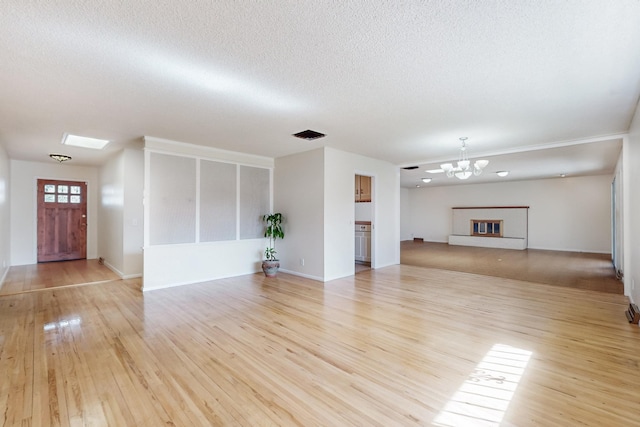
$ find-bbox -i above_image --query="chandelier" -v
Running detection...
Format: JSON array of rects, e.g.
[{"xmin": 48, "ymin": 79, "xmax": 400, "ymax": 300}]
[{"xmin": 440, "ymin": 137, "xmax": 488, "ymax": 180}]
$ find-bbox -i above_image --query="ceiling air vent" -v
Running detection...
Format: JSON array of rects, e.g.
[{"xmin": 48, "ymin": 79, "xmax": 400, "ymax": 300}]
[
  {"xmin": 402, "ymin": 166, "xmax": 419, "ymax": 170},
  {"xmin": 293, "ymin": 129, "xmax": 326, "ymax": 140}
]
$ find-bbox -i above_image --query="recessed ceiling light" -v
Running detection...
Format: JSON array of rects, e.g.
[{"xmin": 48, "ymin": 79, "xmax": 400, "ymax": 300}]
[
  {"xmin": 415, "ymin": 185, "xmax": 421, "ymax": 188},
  {"xmin": 496, "ymin": 171, "xmax": 509, "ymax": 177},
  {"xmin": 560, "ymin": 173, "xmax": 566, "ymax": 178},
  {"xmin": 62, "ymin": 133, "xmax": 110, "ymax": 150},
  {"xmin": 421, "ymin": 178, "xmax": 432, "ymax": 183},
  {"xmin": 426, "ymin": 169, "xmax": 444, "ymax": 174}
]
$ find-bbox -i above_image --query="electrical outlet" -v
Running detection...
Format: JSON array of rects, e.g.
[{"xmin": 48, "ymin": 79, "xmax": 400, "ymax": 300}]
[{"xmin": 300, "ymin": 258, "xmax": 305, "ymax": 266}]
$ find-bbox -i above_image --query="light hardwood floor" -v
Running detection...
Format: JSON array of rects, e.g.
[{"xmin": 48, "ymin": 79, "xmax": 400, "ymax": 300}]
[
  {"xmin": 0, "ymin": 259, "xmax": 121, "ymax": 296},
  {"xmin": 0, "ymin": 262, "xmax": 638, "ymax": 426}
]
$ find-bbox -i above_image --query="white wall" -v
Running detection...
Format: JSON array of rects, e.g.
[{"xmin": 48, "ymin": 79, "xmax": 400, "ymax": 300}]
[
  {"xmin": 405, "ymin": 174, "xmax": 612, "ymax": 253},
  {"xmin": 324, "ymin": 147, "xmax": 400, "ymax": 280},
  {"xmin": 122, "ymin": 147, "xmax": 144, "ymax": 277},
  {"xmin": 400, "ymin": 187, "xmax": 411, "ymax": 241},
  {"xmin": 612, "ymin": 152, "xmax": 623, "ymax": 276},
  {"xmin": 625, "ymin": 101, "xmax": 640, "ymax": 304},
  {"xmin": 274, "ymin": 148, "xmax": 325, "ymax": 281},
  {"xmin": 145, "ymin": 139, "xmax": 397, "ymax": 288},
  {"xmin": 354, "ymin": 202, "xmax": 372, "ymax": 222},
  {"xmin": 10, "ymin": 160, "xmax": 99, "ymax": 265},
  {"xmin": 0, "ymin": 143, "xmax": 10, "ymax": 286},
  {"xmin": 97, "ymin": 146, "xmax": 144, "ymax": 279},
  {"xmin": 143, "ymin": 240, "xmax": 266, "ymax": 290},
  {"xmin": 274, "ymin": 147, "xmax": 400, "ymax": 282},
  {"xmin": 99, "ymin": 152, "xmax": 125, "ymax": 274},
  {"xmin": 142, "ymin": 137, "xmax": 273, "ymax": 290}
]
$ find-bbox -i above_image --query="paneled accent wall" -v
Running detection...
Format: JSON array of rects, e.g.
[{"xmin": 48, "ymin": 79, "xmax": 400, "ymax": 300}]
[
  {"xmin": 143, "ymin": 136, "xmax": 273, "ymax": 290},
  {"xmin": 147, "ymin": 153, "xmax": 270, "ymax": 246}
]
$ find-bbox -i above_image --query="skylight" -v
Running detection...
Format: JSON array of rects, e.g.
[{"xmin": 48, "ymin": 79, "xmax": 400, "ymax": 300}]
[{"xmin": 62, "ymin": 134, "xmax": 110, "ymax": 150}]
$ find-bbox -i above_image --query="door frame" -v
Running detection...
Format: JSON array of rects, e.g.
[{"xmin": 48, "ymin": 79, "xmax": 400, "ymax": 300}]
[
  {"xmin": 36, "ymin": 178, "xmax": 88, "ymax": 262},
  {"xmin": 30, "ymin": 175, "xmax": 94, "ymax": 264},
  {"xmin": 354, "ymin": 172, "xmax": 376, "ymax": 271}
]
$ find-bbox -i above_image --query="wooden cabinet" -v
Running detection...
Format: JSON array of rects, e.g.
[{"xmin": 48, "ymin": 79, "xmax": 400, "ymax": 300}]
[{"xmin": 355, "ymin": 175, "xmax": 371, "ymax": 203}]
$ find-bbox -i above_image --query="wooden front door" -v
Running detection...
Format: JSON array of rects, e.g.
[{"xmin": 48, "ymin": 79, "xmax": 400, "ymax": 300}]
[{"xmin": 37, "ymin": 179, "xmax": 87, "ymax": 262}]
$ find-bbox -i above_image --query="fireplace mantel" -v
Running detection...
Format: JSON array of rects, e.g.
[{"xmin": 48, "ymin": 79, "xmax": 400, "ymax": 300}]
[{"xmin": 449, "ymin": 206, "xmax": 529, "ymax": 250}]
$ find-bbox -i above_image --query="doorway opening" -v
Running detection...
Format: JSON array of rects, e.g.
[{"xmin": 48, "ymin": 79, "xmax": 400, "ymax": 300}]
[
  {"xmin": 37, "ymin": 179, "xmax": 87, "ymax": 263},
  {"xmin": 355, "ymin": 174, "xmax": 374, "ymax": 273}
]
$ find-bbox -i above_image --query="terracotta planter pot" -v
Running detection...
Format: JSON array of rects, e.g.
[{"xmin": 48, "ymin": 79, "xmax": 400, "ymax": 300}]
[{"xmin": 262, "ymin": 260, "xmax": 280, "ymax": 277}]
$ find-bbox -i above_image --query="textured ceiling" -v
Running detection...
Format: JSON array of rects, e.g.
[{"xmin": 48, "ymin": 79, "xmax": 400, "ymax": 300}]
[{"xmin": 1, "ymin": 1, "xmax": 639, "ymax": 186}]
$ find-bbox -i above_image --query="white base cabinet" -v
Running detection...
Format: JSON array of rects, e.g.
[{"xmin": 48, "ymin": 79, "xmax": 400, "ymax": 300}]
[{"xmin": 355, "ymin": 231, "xmax": 371, "ymax": 262}]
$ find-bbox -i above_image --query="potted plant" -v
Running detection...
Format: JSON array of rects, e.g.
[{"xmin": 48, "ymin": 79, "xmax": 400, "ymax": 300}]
[{"xmin": 262, "ymin": 212, "xmax": 284, "ymax": 277}]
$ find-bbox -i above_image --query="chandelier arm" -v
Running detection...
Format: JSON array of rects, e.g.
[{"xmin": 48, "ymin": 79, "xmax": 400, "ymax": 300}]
[{"xmin": 440, "ymin": 138, "xmax": 489, "ymax": 179}]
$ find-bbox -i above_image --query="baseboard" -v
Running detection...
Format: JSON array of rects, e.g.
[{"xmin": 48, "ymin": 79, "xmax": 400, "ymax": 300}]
[
  {"xmin": 103, "ymin": 260, "xmax": 142, "ymax": 280},
  {"xmin": 143, "ymin": 278, "xmax": 205, "ymax": 292},
  {"xmin": 278, "ymin": 269, "xmax": 324, "ymax": 282},
  {"xmin": 372, "ymin": 261, "xmax": 399, "ymax": 270},
  {"xmin": 527, "ymin": 246, "xmax": 612, "ymax": 255},
  {"xmin": 103, "ymin": 261, "xmax": 125, "ymax": 279},
  {"xmin": 402, "ymin": 239, "xmax": 448, "ymax": 244}
]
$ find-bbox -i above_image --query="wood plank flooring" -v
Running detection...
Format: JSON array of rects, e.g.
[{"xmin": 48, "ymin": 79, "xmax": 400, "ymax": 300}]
[
  {"xmin": 0, "ymin": 259, "xmax": 121, "ymax": 296},
  {"xmin": 401, "ymin": 241, "xmax": 623, "ymax": 294},
  {"xmin": 0, "ymin": 263, "xmax": 637, "ymax": 426}
]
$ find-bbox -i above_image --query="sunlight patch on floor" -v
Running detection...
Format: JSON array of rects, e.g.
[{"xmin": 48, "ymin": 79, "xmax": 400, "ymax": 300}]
[{"xmin": 434, "ymin": 344, "xmax": 532, "ymax": 426}]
